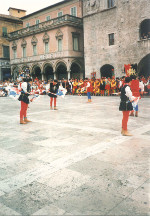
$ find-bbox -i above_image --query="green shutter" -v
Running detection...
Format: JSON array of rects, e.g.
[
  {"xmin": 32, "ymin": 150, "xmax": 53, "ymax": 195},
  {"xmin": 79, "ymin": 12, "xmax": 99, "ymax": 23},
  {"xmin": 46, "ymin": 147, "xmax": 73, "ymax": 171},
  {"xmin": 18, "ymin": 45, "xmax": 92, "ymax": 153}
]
[
  {"xmin": 45, "ymin": 42, "xmax": 49, "ymax": 53},
  {"xmin": 33, "ymin": 45, "xmax": 37, "ymax": 55},
  {"xmin": 2, "ymin": 27, "xmax": 7, "ymax": 37},
  {"xmin": 23, "ymin": 47, "xmax": 26, "ymax": 57},
  {"xmin": 71, "ymin": 7, "xmax": 76, "ymax": 16},
  {"xmin": 46, "ymin": 16, "xmax": 50, "ymax": 21},
  {"xmin": 58, "ymin": 39, "xmax": 62, "ymax": 51},
  {"xmin": 3, "ymin": 46, "xmax": 9, "ymax": 58},
  {"xmin": 73, "ymin": 37, "xmax": 79, "ymax": 51}
]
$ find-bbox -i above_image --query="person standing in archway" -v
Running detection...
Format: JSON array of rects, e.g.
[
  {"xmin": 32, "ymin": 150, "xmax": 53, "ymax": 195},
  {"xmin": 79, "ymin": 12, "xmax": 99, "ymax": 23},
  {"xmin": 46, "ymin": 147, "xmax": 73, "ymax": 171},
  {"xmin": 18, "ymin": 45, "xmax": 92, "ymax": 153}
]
[
  {"xmin": 72, "ymin": 79, "xmax": 78, "ymax": 95},
  {"xmin": 100, "ymin": 77, "xmax": 106, "ymax": 96},
  {"xmin": 105, "ymin": 78, "xmax": 111, "ymax": 96},
  {"xmin": 111, "ymin": 76, "xmax": 116, "ymax": 95}
]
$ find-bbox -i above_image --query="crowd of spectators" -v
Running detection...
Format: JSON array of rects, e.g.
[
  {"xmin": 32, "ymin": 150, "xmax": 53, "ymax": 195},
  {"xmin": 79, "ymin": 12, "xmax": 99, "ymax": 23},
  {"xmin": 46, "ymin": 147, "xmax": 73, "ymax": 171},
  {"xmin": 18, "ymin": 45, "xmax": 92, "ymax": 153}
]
[
  {"xmin": 0, "ymin": 75, "xmax": 150, "ymax": 97},
  {"xmin": 66, "ymin": 76, "xmax": 150, "ymax": 96}
]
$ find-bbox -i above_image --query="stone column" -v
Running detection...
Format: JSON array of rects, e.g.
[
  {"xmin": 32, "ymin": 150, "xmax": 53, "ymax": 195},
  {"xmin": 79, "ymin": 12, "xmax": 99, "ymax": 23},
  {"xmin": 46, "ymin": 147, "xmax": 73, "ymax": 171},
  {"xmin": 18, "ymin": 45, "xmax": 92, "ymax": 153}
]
[
  {"xmin": 54, "ymin": 72, "xmax": 57, "ymax": 80},
  {"xmin": 42, "ymin": 73, "xmax": 45, "ymax": 81},
  {"xmin": 0, "ymin": 67, "xmax": 2, "ymax": 81},
  {"xmin": 67, "ymin": 71, "xmax": 70, "ymax": 80}
]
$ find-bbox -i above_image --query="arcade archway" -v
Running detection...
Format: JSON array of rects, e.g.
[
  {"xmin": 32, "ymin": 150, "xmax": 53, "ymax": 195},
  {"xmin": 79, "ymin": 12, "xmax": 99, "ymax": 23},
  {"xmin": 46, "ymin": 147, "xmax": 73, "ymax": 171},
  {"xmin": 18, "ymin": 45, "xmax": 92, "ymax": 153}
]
[
  {"xmin": 138, "ymin": 54, "xmax": 150, "ymax": 78},
  {"xmin": 56, "ymin": 63, "xmax": 67, "ymax": 80},
  {"xmin": 44, "ymin": 64, "xmax": 54, "ymax": 81},
  {"xmin": 70, "ymin": 63, "xmax": 81, "ymax": 79},
  {"xmin": 100, "ymin": 64, "xmax": 114, "ymax": 78},
  {"xmin": 140, "ymin": 19, "xmax": 150, "ymax": 39},
  {"xmin": 12, "ymin": 66, "xmax": 19, "ymax": 80},
  {"xmin": 22, "ymin": 66, "xmax": 30, "ymax": 75},
  {"xmin": 32, "ymin": 65, "xmax": 42, "ymax": 80}
]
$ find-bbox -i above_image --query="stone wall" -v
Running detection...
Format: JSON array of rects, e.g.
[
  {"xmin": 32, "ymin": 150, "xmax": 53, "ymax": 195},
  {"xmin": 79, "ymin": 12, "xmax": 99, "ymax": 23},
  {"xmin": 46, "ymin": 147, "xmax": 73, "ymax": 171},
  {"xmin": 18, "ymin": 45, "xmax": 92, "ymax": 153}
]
[{"xmin": 83, "ymin": 0, "xmax": 150, "ymax": 78}]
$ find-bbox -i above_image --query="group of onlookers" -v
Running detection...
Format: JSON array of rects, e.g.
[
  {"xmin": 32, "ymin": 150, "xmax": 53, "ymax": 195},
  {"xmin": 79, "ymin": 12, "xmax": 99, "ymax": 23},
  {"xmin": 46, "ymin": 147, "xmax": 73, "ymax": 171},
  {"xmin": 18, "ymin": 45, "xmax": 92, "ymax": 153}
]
[
  {"xmin": 66, "ymin": 76, "xmax": 150, "ymax": 96},
  {"xmin": 0, "ymin": 75, "xmax": 150, "ymax": 97}
]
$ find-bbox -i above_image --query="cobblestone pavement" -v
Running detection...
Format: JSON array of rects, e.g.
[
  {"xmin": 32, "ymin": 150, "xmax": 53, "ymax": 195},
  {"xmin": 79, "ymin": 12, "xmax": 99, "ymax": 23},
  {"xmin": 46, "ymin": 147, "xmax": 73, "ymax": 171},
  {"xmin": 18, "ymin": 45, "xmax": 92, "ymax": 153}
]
[{"xmin": 0, "ymin": 95, "xmax": 149, "ymax": 216}]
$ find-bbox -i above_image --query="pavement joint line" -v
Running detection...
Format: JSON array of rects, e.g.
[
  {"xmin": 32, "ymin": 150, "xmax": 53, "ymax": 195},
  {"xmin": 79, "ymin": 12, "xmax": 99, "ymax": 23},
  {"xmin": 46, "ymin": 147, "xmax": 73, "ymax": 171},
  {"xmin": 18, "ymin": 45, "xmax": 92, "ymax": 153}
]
[
  {"xmin": 0, "ymin": 203, "xmax": 21, "ymax": 215},
  {"xmin": 106, "ymin": 177, "xmax": 150, "ymax": 216},
  {"xmin": 0, "ymin": 190, "xmax": 5, "ymax": 197},
  {"xmin": 30, "ymin": 119, "xmax": 120, "ymax": 135},
  {"xmin": 0, "ymin": 114, "xmax": 121, "ymax": 135},
  {"xmin": 0, "ymin": 123, "xmax": 149, "ymax": 194},
  {"xmin": 130, "ymin": 124, "xmax": 150, "ymax": 134}
]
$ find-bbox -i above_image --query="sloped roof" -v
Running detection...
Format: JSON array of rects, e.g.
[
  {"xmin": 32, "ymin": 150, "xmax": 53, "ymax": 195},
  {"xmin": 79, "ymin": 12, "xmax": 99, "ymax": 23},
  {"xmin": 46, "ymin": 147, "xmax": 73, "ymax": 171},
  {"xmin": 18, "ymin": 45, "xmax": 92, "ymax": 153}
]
[
  {"xmin": 8, "ymin": 7, "xmax": 26, "ymax": 12},
  {"xmin": 0, "ymin": 14, "xmax": 23, "ymax": 23}
]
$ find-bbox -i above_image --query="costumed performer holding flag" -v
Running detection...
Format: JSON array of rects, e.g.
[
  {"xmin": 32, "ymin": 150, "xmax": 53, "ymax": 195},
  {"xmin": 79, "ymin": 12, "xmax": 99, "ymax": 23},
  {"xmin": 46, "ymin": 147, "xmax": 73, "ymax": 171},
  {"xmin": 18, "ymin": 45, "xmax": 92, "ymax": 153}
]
[
  {"xmin": 18, "ymin": 76, "xmax": 33, "ymax": 124},
  {"xmin": 57, "ymin": 82, "xmax": 67, "ymax": 98},
  {"xmin": 85, "ymin": 78, "xmax": 92, "ymax": 102},
  {"xmin": 48, "ymin": 80, "xmax": 59, "ymax": 110},
  {"xmin": 130, "ymin": 75, "xmax": 144, "ymax": 117},
  {"xmin": 119, "ymin": 76, "xmax": 138, "ymax": 136}
]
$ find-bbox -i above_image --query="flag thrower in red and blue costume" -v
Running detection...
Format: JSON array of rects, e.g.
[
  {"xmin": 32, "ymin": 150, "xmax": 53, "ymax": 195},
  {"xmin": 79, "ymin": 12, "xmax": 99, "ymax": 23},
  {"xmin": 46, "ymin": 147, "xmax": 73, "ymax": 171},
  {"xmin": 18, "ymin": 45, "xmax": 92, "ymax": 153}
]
[
  {"xmin": 47, "ymin": 80, "xmax": 67, "ymax": 110},
  {"xmin": 129, "ymin": 75, "xmax": 144, "ymax": 117},
  {"xmin": 17, "ymin": 76, "xmax": 39, "ymax": 124}
]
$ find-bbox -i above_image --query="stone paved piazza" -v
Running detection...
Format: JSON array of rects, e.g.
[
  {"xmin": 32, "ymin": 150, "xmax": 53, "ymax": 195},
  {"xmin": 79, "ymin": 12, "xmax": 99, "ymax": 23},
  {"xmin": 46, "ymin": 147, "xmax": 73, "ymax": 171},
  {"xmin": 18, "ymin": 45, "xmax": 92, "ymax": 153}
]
[{"xmin": 0, "ymin": 95, "xmax": 149, "ymax": 216}]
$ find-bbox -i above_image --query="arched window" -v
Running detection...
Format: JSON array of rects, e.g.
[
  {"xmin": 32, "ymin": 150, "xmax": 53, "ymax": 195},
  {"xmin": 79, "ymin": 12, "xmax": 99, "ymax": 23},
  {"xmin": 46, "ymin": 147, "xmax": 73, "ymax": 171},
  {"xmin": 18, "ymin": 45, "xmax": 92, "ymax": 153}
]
[
  {"xmin": 140, "ymin": 19, "xmax": 150, "ymax": 40},
  {"xmin": 138, "ymin": 54, "xmax": 150, "ymax": 78},
  {"xmin": 100, "ymin": 64, "xmax": 114, "ymax": 78}
]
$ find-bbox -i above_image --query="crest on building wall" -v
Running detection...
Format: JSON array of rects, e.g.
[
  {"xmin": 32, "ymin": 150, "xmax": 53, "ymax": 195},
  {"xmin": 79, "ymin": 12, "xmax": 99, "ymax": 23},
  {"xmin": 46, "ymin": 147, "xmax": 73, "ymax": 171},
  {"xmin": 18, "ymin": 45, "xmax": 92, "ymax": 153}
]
[
  {"xmin": 31, "ymin": 35, "xmax": 38, "ymax": 45},
  {"xmin": 84, "ymin": 0, "xmax": 100, "ymax": 15},
  {"xmin": 43, "ymin": 32, "xmax": 50, "ymax": 42},
  {"xmin": 12, "ymin": 41, "xmax": 17, "ymax": 50},
  {"xmin": 21, "ymin": 38, "xmax": 27, "ymax": 47},
  {"xmin": 55, "ymin": 29, "xmax": 63, "ymax": 40}
]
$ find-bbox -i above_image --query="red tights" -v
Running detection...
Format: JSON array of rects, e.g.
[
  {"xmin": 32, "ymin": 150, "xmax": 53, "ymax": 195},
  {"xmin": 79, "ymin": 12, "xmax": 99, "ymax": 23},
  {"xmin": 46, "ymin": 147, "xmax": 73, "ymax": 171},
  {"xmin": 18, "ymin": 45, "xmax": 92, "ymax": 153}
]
[
  {"xmin": 20, "ymin": 101, "xmax": 28, "ymax": 120},
  {"xmin": 50, "ymin": 97, "xmax": 56, "ymax": 107},
  {"xmin": 101, "ymin": 90, "xmax": 105, "ymax": 95},
  {"xmin": 122, "ymin": 111, "xmax": 130, "ymax": 130}
]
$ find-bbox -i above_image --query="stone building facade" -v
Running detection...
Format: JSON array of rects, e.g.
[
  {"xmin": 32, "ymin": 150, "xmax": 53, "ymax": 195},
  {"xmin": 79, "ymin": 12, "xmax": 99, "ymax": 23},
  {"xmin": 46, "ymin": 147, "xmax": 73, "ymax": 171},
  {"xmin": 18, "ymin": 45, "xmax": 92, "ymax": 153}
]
[
  {"xmin": 8, "ymin": 0, "xmax": 84, "ymax": 81},
  {"xmin": 83, "ymin": 0, "xmax": 150, "ymax": 78},
  {"xmin": 0, "ymin": 9, "xmax": 24, "ymax": 81}
]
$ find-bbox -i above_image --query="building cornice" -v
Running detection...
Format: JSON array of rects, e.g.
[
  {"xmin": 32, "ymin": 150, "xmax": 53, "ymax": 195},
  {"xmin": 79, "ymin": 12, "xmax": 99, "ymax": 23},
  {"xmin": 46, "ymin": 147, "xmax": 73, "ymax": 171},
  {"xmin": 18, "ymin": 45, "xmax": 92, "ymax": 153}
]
[
  {"xmin": 21, "ymin": 0, "xmax": 79, "ymax": 20},
  {"xmin": 10, "ymin": 52, "xmax": 84, "ymax": 66}
]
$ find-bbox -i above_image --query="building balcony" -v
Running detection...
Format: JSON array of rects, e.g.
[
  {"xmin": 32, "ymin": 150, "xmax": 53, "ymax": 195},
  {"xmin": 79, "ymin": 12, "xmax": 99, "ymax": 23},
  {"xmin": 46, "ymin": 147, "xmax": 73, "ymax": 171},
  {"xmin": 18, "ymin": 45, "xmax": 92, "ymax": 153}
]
[{"xmin": 8, "ymin": 15, "xmax": 83, "ymax": 40}]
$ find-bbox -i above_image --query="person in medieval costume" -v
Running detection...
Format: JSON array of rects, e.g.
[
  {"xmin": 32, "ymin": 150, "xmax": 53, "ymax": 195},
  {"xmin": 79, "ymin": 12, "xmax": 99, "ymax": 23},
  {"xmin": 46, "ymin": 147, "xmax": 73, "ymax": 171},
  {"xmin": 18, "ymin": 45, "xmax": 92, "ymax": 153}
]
[
  {"xmin": 130, "ymin": 75, "xmax": 144, "ymax": 117},
  {"xmin": 119, "ymin": 76, "xmax": 137, "ymax": 136},
  {"xmin": 18, "ymin": 77, "xmax": 32, "ymax": 124},
  {"xmin": 48, "ymin": 80, "xmax": 59, "ymax": 110},
  {"xmin": 85, "ymin": 78, "xmax": 92, "ymax": 102}
]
